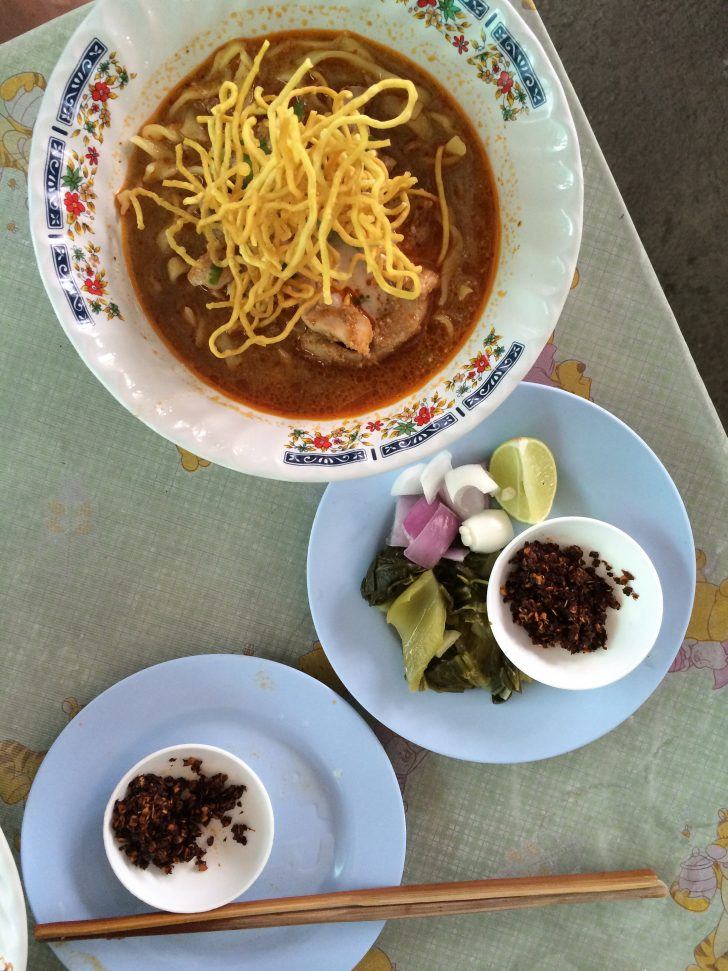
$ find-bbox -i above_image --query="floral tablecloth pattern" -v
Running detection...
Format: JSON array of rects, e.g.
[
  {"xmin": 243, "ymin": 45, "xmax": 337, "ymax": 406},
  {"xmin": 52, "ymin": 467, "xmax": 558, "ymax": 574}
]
[{"xmin": 1, "ymin": 4, "xmax": 726, "ymax": 970}]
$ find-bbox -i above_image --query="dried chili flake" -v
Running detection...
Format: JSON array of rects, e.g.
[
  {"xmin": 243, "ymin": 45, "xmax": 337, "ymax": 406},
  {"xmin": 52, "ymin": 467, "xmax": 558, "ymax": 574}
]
[
  {"xmin": 232, "ymin": 823, "xmax": 250, "ymax": 846},
  {"xmin": 501, "ymin": 541, "xmax": 625, "ymax": 654},
  {"xmin": 589, "ymin": 556, "xmax": 639, "ymax": 600},
  {"xmin": 110, "ymin": 761, "xmax": 247, "ymax": 874}
]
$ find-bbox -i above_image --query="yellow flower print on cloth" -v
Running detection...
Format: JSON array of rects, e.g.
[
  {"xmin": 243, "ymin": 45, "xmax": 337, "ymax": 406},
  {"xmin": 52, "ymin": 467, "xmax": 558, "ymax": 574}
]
[
  {"xmin": 672, "ymin": 810, "xmax": 728, "ymax": 970},
  {"xmin": 0, "ymin": 71, "xmax": 46, "ymax": 178},
  {"xmin": 354, "ymin": 947, "xmax": 395, "ymax": 971},
  {"xmin": 525, "ymin": 331, "xmax": 593, "ymax": 399},
  {"xmin": 670, "ymin": 551, "xmax": 728, "ymax": 690},
  {"xmin": 0, "ymin": 697, "xmax": 83, "ymax": 804},
  {"xmin": 0, "ymin": 739, "xmax": 44, "ymax": 805},
  {"xmin": 299, "ymin": 642, "xmax": 347, "ymax": 695},
  {"xmin": 176, "ymin": 445, "xmax": 211, "ymax": 472}
]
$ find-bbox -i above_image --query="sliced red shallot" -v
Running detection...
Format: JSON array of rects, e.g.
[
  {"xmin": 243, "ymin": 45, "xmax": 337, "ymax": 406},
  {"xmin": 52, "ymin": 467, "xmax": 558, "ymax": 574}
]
[
  {"xmin": 403, "ymin": 495, "xmax": 439, "ymax": 539},
  {"xmin": 388, "ymin": 495, "xmax": 419, "ymax": 547},
  {"xmin": 405, "ymin": 502, "xmax": 460, "ymax": 568}
]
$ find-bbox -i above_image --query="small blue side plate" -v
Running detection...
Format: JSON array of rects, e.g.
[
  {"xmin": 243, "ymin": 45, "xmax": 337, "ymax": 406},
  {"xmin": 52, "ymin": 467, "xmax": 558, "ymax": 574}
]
[
  {"xmin": 308, "ymin": 383, "xmax": 695, "ymax": 763},
  {"xmin": 22, "ymin": 655, "xmax": 405, "ymax": 971}
]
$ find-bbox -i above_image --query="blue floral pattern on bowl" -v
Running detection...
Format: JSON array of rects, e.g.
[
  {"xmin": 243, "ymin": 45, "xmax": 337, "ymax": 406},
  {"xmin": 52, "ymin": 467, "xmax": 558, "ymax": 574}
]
[
  {"xmin": 396, "ymin": 0, "xmax": 546, "ymax": 120},
  {"xmin": 43, "ymin": 39, "xmax": 134, "ymax": 322},
  {"xmin": 283, "ymin": 331, "xmax": 524, "ymax": 464}
]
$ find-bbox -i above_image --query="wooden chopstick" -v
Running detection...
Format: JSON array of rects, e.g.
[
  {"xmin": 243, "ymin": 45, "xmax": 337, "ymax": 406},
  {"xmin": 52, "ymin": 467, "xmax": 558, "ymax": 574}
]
[{"xmin": 35, "ymin": 869, "xmax": 666, "ymax": 943}]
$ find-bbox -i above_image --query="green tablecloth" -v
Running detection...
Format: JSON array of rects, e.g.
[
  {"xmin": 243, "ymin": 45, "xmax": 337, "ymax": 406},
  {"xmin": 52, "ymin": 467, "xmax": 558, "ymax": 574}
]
[{"xmin": 1, "ymin": 5, "xmax": 727, "ymax": 970}]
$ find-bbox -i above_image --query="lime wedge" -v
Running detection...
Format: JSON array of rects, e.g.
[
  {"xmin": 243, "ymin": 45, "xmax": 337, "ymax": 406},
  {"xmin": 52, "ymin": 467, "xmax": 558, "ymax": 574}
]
[{"xmin": 488, "ymin": 437, "xmax": 557, "ymax": 524}]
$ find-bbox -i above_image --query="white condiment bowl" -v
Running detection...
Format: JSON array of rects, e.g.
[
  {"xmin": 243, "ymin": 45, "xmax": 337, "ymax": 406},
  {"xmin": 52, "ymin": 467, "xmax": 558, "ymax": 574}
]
[
  {"xmin": 486, "ymin": 517, "xmax": 663, "ymax": 690},
  {"xmin": 103, "ymin": 743, "xmax": 274, "ymax": 913}
]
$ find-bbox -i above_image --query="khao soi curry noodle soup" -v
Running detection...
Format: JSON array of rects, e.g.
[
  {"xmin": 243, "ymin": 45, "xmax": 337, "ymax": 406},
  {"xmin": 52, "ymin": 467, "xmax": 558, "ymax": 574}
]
[{"xmin": 118, "ymin": 30, "xmax": 500, "ymax": 419}]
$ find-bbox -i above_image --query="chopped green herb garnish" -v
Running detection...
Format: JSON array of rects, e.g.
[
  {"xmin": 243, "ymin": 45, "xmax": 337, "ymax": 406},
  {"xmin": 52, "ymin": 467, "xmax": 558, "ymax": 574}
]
[
  {"xmin": 259, "ymin": 136, "xmax": 271, "ymax": 155},
  {"xmin": 208, "ymin": 264, "xmax": 222, "ymax": 286},
  {"xmin": 242, "ymin": 153, "xmax": 253, "ymax": 188},
  {"xmin": 292, "ymin": 98, "xmax": 305, "ymax": 122}
]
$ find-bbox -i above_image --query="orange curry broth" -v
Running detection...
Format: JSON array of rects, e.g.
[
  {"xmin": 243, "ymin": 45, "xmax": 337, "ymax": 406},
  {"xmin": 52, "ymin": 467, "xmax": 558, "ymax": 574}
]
[{"xmin": 120, "ymin": 30, "xmax": 499, "ymax": 419}]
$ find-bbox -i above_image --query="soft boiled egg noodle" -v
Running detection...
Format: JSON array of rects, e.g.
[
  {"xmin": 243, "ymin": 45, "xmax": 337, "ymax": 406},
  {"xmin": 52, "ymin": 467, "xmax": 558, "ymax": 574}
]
[{"xmin": 119, "ymin": 39, "xmax": 432, "ymax": 359}]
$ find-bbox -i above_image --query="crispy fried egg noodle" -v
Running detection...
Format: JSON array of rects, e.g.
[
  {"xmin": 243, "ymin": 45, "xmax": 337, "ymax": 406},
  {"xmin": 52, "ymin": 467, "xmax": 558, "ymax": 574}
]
[{"xmin": 119, "ymin": 39, "xmax": 427, "ymax": 359}]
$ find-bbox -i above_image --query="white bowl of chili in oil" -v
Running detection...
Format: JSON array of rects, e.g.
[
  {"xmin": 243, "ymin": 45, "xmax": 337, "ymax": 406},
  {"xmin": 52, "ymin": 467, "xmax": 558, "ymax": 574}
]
[
  {"xmin": 28, "ymin": 0, "xmax": 582, "ymax": 481},
  {"xmin": 103, "ymin": 743, "xmax": 274, "ymax": 913},
  {"xmin": 487, "ymin": 517, "xmax": 664, "ymax": 691}
]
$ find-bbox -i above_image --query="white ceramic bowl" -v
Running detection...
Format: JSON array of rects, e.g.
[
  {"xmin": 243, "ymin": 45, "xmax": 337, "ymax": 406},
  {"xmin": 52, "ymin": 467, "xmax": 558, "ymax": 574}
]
[
  {"xmin": 103, "ymin": 743, "xmax": 274, "ymax": 913},
  {"xmin": 486, "ymin": 517, "xmax": 664, "ymax": 690},
  {"xmin": 28, "ymin": 0, "xmax": 582, "ymax": 481}
]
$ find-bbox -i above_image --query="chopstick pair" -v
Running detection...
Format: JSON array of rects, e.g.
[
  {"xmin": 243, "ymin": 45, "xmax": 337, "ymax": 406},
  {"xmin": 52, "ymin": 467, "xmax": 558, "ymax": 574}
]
[{"xmin": 35, "ymin": 868, "xmax": 667, "ymax": 943}]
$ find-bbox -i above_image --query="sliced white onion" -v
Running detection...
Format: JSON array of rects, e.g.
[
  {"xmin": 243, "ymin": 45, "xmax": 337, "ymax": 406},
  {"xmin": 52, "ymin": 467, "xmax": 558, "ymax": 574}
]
[
  {"xmin": 420, "ymin": 450, "xmax": 452, "ymax": 504},
  {"xmin": 447, "ymin": 486, "xmax": 486, "ymax": 519},
  {"xmin": 443, "ymin": 464, "xmax": 499, "ymax": 518},
  {"xmin": 497, "ymin": 486, "xmax": 517, "ymax": 503},
  {"xmin": 459, "ymin": 509, "xmax": 514, "ymax": 554},
  {"xmin": 390, "ymin": 463, "xmax": 425, "ymax": 496},
  {"xmin": 445, "ymin": 464, "xmax": 498, "ymax": 501}
]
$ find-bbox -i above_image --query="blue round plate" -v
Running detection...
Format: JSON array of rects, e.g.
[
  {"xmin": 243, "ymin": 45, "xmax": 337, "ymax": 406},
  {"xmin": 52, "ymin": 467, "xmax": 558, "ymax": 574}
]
[
  {"xmin": 22, "ymin": 655, "xmax": 405, "ymax": 971},
  {"xmin": 308, "ymin": 383, "xmax": 695, "ymax": 763}
]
